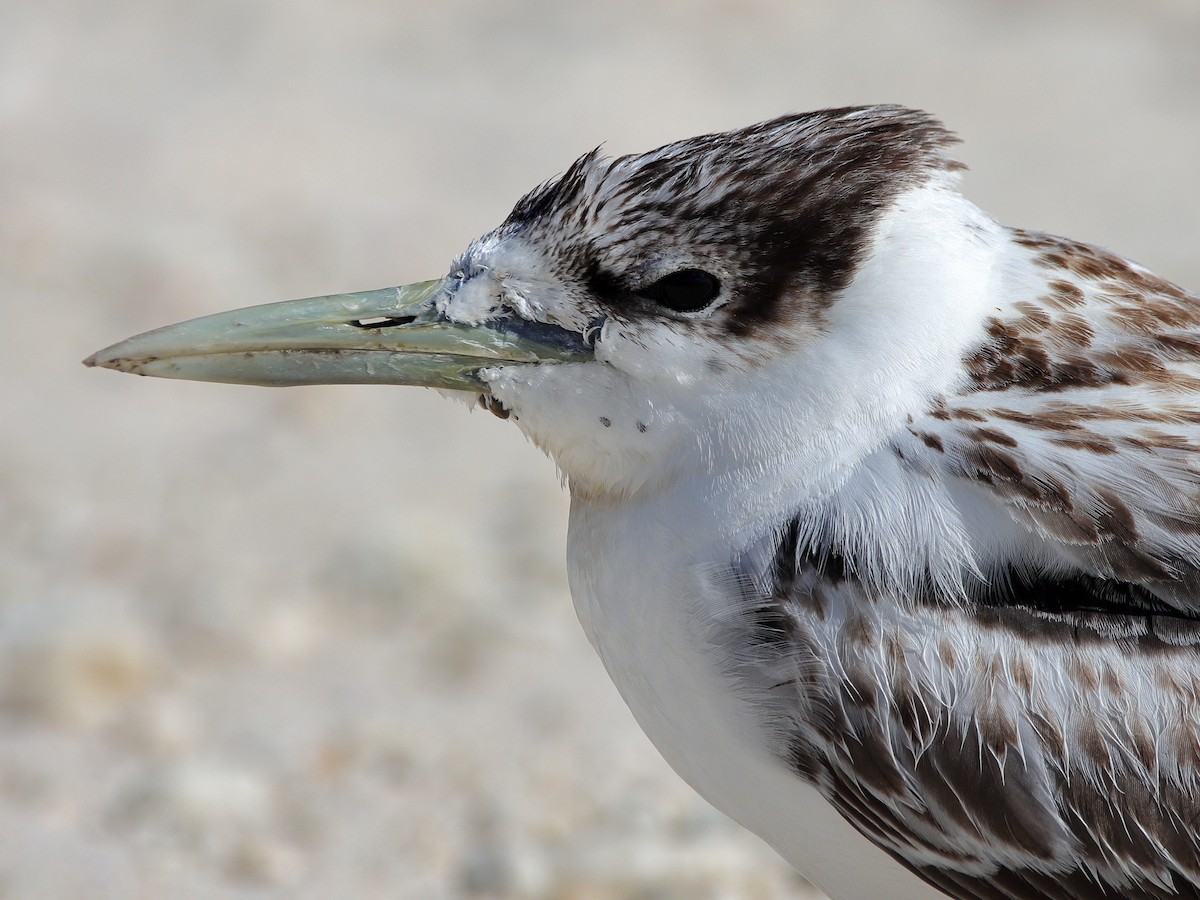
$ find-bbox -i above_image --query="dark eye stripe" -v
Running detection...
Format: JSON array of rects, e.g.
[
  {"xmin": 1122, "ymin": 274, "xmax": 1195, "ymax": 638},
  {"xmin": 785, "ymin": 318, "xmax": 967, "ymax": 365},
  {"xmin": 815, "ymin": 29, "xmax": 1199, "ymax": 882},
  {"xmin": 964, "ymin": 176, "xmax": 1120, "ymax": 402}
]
[{"xmin": 637, "ymin": 269, "xmax": 721, "ymax": 312}]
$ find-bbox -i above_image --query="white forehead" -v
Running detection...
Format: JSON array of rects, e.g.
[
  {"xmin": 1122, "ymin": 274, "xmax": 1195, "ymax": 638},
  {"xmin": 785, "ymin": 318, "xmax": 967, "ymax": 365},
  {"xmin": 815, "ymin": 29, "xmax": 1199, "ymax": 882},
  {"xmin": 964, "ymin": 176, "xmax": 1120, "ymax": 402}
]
[{"xmin": 441, "ymin": 233, "xmax": 590, "ymax": 331}]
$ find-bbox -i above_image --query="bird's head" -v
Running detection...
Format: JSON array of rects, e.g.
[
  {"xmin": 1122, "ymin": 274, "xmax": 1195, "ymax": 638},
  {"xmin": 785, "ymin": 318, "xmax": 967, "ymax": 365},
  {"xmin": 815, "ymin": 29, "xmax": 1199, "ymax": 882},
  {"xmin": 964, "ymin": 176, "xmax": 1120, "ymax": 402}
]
[{"xmin": 88, "ymin": 106, "xmax": 990, "ymax": 504}]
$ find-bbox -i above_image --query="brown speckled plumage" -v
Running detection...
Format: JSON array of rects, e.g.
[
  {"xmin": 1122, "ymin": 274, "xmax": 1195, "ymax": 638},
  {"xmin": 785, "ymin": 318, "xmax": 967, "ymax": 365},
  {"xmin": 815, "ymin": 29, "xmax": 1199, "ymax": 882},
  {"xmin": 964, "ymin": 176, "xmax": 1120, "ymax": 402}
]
[{"xmin": 718, "ymin": 200, "xmax": 1200, "ymax": 896}]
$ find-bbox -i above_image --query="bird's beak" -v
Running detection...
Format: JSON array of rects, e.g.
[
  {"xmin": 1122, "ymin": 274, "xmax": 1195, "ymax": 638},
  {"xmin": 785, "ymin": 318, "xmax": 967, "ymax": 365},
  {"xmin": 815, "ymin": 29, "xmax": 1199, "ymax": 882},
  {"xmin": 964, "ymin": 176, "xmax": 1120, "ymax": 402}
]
[{"xmin": 84, "ymin": 278, "xmax": 592, "ymax": 391}]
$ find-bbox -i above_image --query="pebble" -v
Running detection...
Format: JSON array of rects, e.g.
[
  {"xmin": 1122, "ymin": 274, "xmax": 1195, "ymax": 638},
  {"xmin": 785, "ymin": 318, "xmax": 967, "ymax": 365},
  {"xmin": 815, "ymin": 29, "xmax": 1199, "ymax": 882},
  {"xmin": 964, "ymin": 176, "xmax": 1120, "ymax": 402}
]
[
  {"xmin": 1, "ymin": 620, "xmax": 160, "ymax": 728},
  {"xmin": 159, "ymin": 758, "xmax": 273, "ymax": 831}
]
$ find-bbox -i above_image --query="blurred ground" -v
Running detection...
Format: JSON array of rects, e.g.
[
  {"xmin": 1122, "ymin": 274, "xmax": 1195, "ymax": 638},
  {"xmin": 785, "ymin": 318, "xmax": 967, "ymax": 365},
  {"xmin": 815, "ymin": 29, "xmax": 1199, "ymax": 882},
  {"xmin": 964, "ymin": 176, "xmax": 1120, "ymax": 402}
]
[{"xmin": 2, "ymin": 0, "xmax": 1198, "ymax": 897}]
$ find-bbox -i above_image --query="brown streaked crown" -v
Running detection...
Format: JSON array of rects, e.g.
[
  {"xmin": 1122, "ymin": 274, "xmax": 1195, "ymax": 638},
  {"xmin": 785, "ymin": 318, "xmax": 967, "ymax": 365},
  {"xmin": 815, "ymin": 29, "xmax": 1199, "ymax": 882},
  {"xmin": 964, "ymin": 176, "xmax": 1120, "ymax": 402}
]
[{"xmin": 498, "ymin": 106, "xmax": 964, "ymax": 335}]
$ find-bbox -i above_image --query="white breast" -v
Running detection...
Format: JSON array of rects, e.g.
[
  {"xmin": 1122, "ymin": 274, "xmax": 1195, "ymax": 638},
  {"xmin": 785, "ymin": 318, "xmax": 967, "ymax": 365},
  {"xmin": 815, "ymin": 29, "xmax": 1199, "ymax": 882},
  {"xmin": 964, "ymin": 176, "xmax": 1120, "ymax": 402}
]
[{"xmin": 566, "ymin": 491, "xmax": 942, "ymax": 900}]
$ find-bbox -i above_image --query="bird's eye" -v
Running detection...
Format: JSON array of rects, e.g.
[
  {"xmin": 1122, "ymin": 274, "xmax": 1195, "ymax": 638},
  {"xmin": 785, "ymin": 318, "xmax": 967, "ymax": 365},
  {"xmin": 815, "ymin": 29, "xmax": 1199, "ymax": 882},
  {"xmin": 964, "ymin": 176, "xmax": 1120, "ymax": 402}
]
[{"xmin": 637, "ymin": 269, "xmax": 721, "ymax": 313}]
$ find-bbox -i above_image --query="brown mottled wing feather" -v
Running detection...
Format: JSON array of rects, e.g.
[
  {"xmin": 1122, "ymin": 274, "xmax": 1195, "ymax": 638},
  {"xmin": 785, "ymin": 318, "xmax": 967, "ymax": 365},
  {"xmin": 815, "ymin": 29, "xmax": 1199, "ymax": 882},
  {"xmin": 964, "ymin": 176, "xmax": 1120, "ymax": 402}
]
[
  {"xmin": 913, "ymin": 230, "xmax": 1200, "ymax": 612},
  {"xmin": 905, "ymin": 863, "xmax": 1199, "ymax": 900},
  {"xmin": 728, "ymin": 545, "xmax": 1200, "ymax": 900}
]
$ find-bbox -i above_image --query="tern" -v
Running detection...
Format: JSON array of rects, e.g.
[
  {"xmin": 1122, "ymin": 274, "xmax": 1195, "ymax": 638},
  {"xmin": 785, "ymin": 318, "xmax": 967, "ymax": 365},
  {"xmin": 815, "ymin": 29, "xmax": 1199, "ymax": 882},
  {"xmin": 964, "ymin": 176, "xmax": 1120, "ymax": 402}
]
[{"xmin": 87, "ymin": 106, "xmax": 1200, "ymax": 899}]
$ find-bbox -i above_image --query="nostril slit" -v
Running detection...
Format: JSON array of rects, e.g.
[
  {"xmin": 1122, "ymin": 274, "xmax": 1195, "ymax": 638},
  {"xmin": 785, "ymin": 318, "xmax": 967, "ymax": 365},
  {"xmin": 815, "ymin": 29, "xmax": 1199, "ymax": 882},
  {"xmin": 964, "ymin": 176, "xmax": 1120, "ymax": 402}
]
[{"xmin": 350, "ymin": 315, "xmax": 418, "ymax": 328}]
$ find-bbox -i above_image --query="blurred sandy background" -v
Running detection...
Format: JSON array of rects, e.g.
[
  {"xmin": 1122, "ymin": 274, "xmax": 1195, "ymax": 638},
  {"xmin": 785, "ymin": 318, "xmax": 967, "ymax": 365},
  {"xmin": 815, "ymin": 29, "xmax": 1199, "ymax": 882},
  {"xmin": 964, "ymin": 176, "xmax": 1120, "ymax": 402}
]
[{"xmin": 3, "ymin": 0, "xmax": 1198, "ymax": 897}]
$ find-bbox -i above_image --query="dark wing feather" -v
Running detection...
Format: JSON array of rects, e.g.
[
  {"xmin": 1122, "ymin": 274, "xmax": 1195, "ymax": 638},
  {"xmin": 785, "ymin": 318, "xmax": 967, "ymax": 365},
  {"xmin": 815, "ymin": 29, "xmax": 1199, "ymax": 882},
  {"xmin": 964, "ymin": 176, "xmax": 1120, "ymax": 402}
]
[{"xmin": 722, "ymin": 545, "xmax": 1200, "ymax": 900}]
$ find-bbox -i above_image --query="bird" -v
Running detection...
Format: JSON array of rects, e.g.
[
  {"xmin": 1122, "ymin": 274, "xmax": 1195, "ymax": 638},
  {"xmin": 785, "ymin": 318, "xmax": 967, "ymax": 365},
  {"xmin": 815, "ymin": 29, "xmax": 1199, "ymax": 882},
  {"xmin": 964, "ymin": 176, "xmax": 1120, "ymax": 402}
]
[{"xmin": 86, "ymin": 105, "xmax": 1200, "ymax": 899}]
